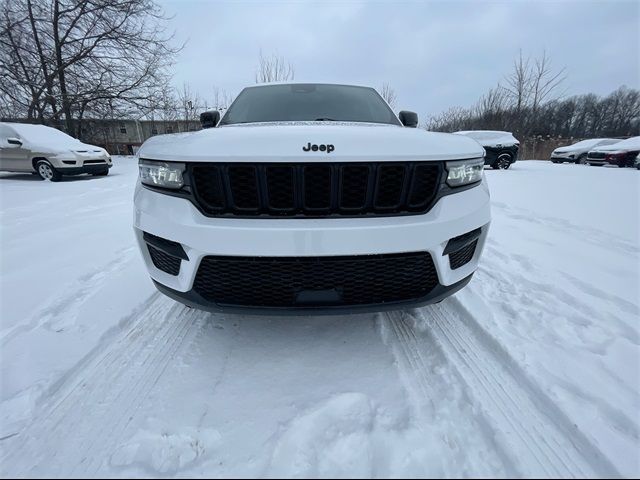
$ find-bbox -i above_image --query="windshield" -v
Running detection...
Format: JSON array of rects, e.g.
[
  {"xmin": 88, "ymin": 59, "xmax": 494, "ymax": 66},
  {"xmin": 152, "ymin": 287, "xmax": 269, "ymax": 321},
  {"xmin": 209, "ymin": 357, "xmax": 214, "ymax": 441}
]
[{"xmin": 219, "ymin": 84, "xmax": 401, "ymax": 126}]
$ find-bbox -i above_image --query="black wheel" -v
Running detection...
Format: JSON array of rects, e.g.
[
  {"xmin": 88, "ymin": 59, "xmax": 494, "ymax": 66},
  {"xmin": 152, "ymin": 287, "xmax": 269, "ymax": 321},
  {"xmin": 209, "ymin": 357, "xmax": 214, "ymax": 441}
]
[
  {"xmin": 576, "ymin": 154, "xmax": 587, "ymax": 164},
  {"xmin": 36, "ymin": 160, "xmax": 62, "ymax": 182},
  {"xmin": 618, "ymin": 163, "xmax": 626, "ymax": 168},
  {"xmin": 496, "ymin": 153, "xmax": 512, "ymax": 169},
  {"xmin": 92, "ymin": 169, "xmax": 109, "ymax": 176},
  {"xmin": 551, "ymin": 160, "xmax": 559, "ymax": 164}
]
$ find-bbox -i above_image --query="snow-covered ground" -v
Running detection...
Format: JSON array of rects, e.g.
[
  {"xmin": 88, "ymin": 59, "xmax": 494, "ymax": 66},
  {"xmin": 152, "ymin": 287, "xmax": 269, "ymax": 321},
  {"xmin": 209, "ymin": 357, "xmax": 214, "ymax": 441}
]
[{"xmin": 0, "ymin": 159, "xmax": 638, "ymax": 478}]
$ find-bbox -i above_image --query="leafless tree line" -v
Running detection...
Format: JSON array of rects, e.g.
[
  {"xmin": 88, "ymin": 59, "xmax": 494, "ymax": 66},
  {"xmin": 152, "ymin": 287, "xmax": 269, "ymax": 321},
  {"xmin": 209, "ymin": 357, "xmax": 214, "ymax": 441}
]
[
  {"xmin": 255, "ymin": 50, "xmax": 294, "ymax": 84},
  {"xmin": 426, "ymin": 51, "xmax": 639, "ymax": 142},
  {"xmin": 0, "ymin": 0, "xmax": 184, "ymax": 135}
]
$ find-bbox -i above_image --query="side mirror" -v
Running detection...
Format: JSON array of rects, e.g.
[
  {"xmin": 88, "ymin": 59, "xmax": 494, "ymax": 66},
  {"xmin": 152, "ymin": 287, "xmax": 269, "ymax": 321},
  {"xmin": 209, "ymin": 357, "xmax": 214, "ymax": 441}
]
[
  {"xmin": 399, "ymin": 111, "xmax": 418, "ymax": 128},
  {"xmin": 200, "ymin": 110, "xmax": 220, "ymax": 129},
  {"xmin": 6, "ymin": 137, "xmax": 23, "ymax": 147}
]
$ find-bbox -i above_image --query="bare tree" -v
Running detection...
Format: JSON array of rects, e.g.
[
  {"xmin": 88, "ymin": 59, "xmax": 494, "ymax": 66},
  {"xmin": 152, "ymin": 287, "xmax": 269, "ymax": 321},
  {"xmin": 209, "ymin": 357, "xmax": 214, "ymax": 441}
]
[
  {"xmin": 529, "ymin": 50, "xmax": 567, "ymax": 114},
  {"xmin": 211, "ymin": 86, "xmax": 233, "ymax": 111},
  {"xmin": 255, "ymin": 50, "xmax": 294, "ymax": 83},
  {"xmin": 503, "ymin": 49, "xmax": 532, "ymax": 113},
  {"xmin": 380, "ymin": 83, "xmax": 397, "ymax": 110},
  {"xmin": 177, "ymin": 83, "xmax": 202, "ymax": 122},
  {"xmin": 0, "ymin": 0, "xmax": 180, "ymax": 135}
]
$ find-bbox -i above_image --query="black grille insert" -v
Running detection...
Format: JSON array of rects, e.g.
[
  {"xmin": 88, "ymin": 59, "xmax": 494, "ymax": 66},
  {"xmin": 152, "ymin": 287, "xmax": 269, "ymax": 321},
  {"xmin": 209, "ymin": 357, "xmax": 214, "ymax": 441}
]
[
  {"xmin": 190, "ymin": 162, "xmax": 442, "ymax": 217},
  {"xmin": 449, "ymin": 240, "xmax": 478, "ymax": 270},
  {"xmin": 587, "ymin": 152, "xmax": 606, "ymax": 160},
  {"xmin": 148, "ymin": 245, "xmax": 181, "ymax": 276},
  {"xmin": 193, "ymin": 252, "xmax": 439, "ymax": 308}
]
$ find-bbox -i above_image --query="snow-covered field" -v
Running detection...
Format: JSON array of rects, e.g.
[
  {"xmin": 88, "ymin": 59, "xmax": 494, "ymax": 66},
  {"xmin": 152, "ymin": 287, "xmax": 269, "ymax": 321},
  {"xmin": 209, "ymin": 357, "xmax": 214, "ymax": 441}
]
[{"xmin": 0, "ymin": 158, "xmax": 638, "ymax": 478}]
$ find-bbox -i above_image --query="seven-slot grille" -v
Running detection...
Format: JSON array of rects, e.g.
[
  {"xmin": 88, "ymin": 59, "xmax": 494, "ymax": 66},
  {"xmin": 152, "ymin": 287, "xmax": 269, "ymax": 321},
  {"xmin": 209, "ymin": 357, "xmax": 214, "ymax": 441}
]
[
  {"xmin": 193, "ymin": 252, "xmax": 439, "ymax": 308},
  {"xmin": 190, "ymin": 162, "xmax": 442, "ymax": 217}
]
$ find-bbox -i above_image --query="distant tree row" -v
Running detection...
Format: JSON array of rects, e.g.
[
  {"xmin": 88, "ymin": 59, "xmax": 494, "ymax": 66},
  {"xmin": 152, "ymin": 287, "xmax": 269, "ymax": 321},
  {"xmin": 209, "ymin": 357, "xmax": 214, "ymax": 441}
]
[{"xmin": 426, "ymin": 51, "xmax": 640, "ymax": 140}]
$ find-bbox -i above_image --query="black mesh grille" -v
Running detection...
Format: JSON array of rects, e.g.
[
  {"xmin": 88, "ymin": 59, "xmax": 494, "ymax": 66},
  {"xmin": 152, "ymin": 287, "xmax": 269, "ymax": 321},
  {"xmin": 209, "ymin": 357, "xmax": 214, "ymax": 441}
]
[
  {"xmin": 148, "ymin": 245, "xmax": 181, "ymax": 276},
  {"xmin": 189, "ymin": 162, "xmax": 442, "ymax": 217},
  {"xmin": 228, "ymin": 166, "xmax": 259, "ymax": 210},
  {"xmin": 449, "ymin": 240, "xmax": 478, "ymax": 270},
  {"xmin": 587, "ymin": 152, "xmax": 606, "ymax": 159},
  {"xmin": 193, "ymin": 252, "xmax": 439, "ymax": 308},
  {"xmin": 408, "ymin": 165, "xmax": 441, "ymax": 207},
  {"xmin": 304, "ymin": 166, "xmax": 332, "ymax": 210},
  {"xmin": 374, "ymin": 165, "xmax": 406, "ymax": 208},
  {"xmin": 266, "ymin": 166, "xmax": 295, "ymax": 211},
  {"xmin": 340, "ymin": 165, "xmax": 369, "ymax": 209}
]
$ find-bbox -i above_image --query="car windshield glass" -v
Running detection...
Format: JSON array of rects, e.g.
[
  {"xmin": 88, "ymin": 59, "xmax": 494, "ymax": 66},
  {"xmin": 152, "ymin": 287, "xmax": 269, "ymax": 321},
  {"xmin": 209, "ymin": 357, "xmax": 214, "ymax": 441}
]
[{"xmin": 220, "ymin": 84, "xmax": 401, "ymax": 126}]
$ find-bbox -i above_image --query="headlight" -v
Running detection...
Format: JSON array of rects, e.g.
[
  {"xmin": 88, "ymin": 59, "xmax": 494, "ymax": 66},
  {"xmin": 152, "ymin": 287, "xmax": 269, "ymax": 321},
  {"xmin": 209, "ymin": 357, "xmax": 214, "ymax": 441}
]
[
  {"xmin": 139, "ymin": 159, "xmax": 184, "ymax": 189},
  {"xmin": 446, "ymin": 158, "xmax": 484, "ymax": 187}
]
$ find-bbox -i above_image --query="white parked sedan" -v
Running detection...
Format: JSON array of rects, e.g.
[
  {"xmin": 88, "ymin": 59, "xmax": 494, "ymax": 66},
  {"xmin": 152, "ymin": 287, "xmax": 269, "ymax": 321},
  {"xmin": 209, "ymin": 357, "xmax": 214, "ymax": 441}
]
[
  {"xmin": 0, "ymin": 122, "xmax": 112, "ymax": 181},
  {"xmin": 550, "ymin": 138, "xmax": 620, "ymax": 164}
]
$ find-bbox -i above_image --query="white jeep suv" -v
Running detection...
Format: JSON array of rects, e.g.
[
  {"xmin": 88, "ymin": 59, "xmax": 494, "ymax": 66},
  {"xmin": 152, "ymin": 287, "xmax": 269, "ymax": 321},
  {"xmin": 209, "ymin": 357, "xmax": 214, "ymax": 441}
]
[{"xmin": 133, "ymin": 83, "xmax": 490, "ymax": 314}]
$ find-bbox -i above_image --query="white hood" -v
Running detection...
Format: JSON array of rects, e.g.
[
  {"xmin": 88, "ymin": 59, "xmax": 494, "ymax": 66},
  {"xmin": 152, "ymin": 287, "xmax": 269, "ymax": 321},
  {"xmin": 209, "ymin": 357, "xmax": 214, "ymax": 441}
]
[{"xmin": 137, "ymin": 123, "xmax": 484, "ymax": 163}]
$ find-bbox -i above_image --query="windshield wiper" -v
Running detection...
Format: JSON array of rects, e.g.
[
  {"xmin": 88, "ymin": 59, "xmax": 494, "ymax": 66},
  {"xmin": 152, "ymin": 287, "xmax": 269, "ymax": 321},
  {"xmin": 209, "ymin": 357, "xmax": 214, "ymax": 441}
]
[{"xmin": 314, "ymin": 117, "xmax": 337, "ymax": 121}]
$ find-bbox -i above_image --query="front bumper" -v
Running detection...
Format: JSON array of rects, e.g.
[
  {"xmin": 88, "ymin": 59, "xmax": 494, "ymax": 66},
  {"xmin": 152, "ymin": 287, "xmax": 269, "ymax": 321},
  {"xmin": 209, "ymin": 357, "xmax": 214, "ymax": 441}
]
[
  {"xmin": 57, "ymin": 163, "xmax": 112, "ymax": 175},
  {"xmin": 550, "ymin": 155, "xmax": 575, "ymax": 161},
  {"xmin": 152, "ymin": 273, "xmax": 474, "ymax": 315},
  {"xmin": 133, "ymin": 178, "xmax": 491, "ymax": 312}
]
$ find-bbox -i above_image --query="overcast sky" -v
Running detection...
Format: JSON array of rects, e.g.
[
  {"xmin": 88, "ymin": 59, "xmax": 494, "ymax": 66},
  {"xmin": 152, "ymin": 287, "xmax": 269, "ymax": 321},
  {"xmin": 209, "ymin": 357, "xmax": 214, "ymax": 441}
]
[{"xmin": 160, "ymin": 0, "xmax": 639, "ymax": 118}]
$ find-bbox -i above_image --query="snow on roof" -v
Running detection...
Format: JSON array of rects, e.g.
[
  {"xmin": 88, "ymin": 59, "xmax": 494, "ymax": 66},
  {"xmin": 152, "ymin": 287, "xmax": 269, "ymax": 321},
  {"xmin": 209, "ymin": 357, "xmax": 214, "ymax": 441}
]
[
  {"xmin": 453, "ymin": 130, "xmax": 519, "ymax": 147},
  {"xmin": 2, "ymin": 122, "xmax": 83, "ymax": 148},
  {"xmin": 592, "ymin": 136, "xmax": 640, "ymax": 152}
]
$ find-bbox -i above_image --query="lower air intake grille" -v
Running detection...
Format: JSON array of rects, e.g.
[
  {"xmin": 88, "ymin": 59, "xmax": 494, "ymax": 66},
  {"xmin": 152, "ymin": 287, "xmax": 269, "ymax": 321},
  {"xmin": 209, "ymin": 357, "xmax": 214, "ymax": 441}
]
[
  {"xmin": 193, "ymin": 252, "xmax": 439, "ymax": 308},
  {"xmin": 148, "ymin": 245, "xmax": 181, "ymax": 276},
  {"xmin": 449, "ymin": 240, "xmax": 478, "ymax": 270}
]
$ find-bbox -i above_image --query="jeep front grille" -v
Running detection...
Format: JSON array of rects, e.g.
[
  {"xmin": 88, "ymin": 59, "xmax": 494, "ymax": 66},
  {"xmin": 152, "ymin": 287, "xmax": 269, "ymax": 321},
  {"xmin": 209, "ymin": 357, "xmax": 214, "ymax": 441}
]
[
  {"xmin": 189, "ymin": 162, "xmax": 442, "ymax": 217},
  {"xmin": 193, "ymin": 252, "xmax": 439, "ymax": 308}
]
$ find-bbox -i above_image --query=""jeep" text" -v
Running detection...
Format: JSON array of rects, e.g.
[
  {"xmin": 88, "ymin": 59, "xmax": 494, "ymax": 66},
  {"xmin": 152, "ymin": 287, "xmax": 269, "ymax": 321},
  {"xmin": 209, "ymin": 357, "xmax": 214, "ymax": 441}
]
[{"xmin": 303, "ymin": 143, "xmax": 334, "ymax": 153}]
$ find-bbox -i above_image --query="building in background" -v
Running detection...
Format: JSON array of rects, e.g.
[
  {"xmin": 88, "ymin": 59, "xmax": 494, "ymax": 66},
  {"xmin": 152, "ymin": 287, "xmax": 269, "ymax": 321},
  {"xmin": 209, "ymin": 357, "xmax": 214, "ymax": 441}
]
[{"xmin": 0, "ymin": 118, "xmax": 202, "ymax": 155}]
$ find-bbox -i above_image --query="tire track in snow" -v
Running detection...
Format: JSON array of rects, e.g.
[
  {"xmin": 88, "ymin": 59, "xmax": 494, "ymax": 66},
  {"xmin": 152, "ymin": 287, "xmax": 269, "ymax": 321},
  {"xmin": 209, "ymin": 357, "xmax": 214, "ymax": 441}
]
[
  {"xmin": 401, "ymin": 300, "xmax": 621, "ymax": 478},
  {"xmin": 380, "ymin": 311, "xmax": 515, "ymax": 477},
  {"xmin": 0, "ymin": 245, "xmax": 137, "ymax": 343},
  {"xmin": 0, "ymin": 294, "xmax": 208, "ymax": 478}
]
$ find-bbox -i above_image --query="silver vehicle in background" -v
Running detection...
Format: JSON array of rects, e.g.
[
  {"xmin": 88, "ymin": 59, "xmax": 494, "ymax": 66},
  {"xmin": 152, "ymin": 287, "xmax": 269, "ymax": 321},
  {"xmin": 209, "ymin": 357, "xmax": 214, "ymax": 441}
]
[
  {"xmin": 0, "ymin": 122, "xmax": 112, "ymax": 181},
  {"xmin": 550, "ymin": 138, "xmax": 620, "ymax": 164}
]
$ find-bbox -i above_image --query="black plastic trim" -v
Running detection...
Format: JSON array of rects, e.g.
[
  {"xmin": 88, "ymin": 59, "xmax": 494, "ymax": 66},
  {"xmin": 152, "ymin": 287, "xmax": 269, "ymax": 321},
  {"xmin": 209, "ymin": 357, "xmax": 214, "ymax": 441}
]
[
  {"xmin": 143, "ymin": 231, "xmax": 189, "ymax": 260},
  {"xmin": 152, "ymin": 273, "xmax": 474, "ymax": 316},
  {"xmin": 443, "ymin": 227, "xmax": 482, "ymax": 255},
  {"xmin": 56, "ymin": 164, "xmax": 111, "ymax": 175}
]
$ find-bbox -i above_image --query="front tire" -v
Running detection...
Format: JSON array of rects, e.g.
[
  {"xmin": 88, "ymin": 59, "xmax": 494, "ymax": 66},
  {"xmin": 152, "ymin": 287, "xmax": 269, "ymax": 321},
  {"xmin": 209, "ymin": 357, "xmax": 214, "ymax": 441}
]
[
  {"xmin": 496, "ymin": 153, "xmax": 513, "ymax": 169},
  {"xmin": 36, "ymin": 160, "xmax": 62, "ymax": 182},
  {"xmin": 577, "ymin": 154, "xmax": 587, "ymax": 164},
  {"xmin": 92, "ymin": 168, "xmax": 109, "ymax": 176}
]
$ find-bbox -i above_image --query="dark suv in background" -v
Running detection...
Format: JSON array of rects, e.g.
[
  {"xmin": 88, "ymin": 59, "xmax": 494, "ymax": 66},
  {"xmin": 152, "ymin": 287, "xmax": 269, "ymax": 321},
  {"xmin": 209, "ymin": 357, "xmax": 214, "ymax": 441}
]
[{"xmin": 453, "ymin": 130, "xmax": 519, "ymax": 169}]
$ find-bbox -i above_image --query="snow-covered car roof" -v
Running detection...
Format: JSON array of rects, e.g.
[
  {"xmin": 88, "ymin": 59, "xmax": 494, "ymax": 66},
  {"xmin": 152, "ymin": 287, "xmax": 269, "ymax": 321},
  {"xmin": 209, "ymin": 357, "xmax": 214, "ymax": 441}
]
[
  {"xmin": 591, "ymin": 136, "xmax": 640, "ymax": 152},
  {"xmin": 2, "ymin": 122, "xmax": 84, "ymax": 149},
  {"xmin": 564, "ymin": 138, "xmax": 619, "ymax": 149},
  {"xmin": 453, "ymin": 130, "xmax": 519, "ymax": 147}
]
